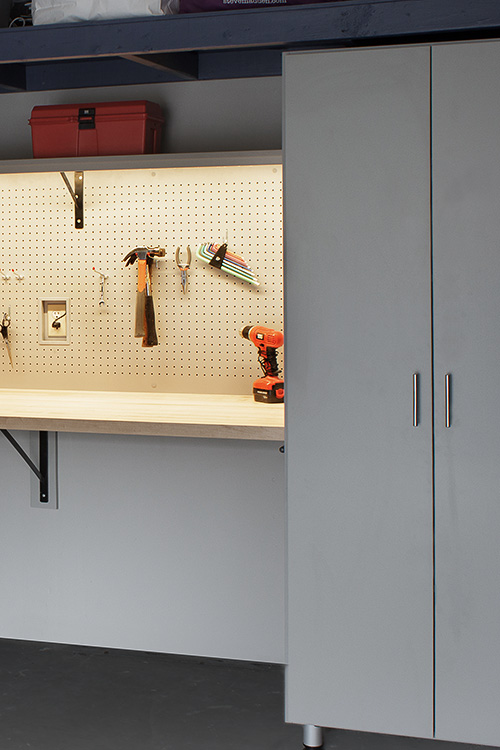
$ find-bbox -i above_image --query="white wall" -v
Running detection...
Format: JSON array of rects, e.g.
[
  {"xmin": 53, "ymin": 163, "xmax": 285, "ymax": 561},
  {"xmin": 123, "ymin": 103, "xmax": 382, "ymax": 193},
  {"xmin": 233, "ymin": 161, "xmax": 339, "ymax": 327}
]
[{"xmin": 0, "ymin": 76, "xmax": 285, "ymax": 663}]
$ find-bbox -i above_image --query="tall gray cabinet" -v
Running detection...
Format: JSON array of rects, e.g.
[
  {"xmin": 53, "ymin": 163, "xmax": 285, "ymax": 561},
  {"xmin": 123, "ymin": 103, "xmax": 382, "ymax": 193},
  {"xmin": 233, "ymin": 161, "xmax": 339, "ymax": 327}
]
[{"xmin": 284, "ymin": 41, "xmax": 500, "ymax": 746}]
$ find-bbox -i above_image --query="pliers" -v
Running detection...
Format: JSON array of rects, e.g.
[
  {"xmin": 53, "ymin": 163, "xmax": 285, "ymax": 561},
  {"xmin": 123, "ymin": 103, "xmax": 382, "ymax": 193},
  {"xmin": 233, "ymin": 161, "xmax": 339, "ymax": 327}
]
[{"xmin": 175, "ymin": 246, "xmax": 191, "ymax": 294}]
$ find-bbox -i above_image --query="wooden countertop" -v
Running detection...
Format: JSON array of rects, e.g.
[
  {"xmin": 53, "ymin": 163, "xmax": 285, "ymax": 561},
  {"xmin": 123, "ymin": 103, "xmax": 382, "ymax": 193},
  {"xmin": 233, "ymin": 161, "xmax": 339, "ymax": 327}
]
[{"xmin": 0, "ymin": 389, "xmax": 284, "ymax": 441}]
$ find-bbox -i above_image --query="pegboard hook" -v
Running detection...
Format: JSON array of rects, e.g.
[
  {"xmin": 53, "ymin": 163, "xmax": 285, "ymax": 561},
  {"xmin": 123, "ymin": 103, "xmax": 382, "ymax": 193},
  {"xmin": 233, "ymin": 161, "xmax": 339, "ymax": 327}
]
[
  {"xmin": 0, "ymin": 268, "xmax": 10, "ymax": 281},
  {"xmin": 60, "ymin": 171, "xmax": 84, "ymax": 229},
  {"xmin": 92, "ymin": 267, "xmax": 108, "ymax": 307},
  {"xmin": 145, "ymin": 246, "xmax": 165, "ymax": 269}
]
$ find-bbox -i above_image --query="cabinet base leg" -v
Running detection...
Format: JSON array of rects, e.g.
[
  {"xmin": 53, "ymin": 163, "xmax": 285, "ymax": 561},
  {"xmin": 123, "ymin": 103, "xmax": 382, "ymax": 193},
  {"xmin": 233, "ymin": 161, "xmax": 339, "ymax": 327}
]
[{"xmin": 303, "ymin": 724, "xmax": 323, "ymax": 748}]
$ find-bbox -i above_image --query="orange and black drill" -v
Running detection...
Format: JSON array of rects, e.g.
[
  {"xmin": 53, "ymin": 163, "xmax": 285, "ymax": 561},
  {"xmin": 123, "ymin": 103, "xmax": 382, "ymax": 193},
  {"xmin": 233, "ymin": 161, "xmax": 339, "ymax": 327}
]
[{"xmin": 240, "ymin": 325, "xmax": 284, "ymax": 403}]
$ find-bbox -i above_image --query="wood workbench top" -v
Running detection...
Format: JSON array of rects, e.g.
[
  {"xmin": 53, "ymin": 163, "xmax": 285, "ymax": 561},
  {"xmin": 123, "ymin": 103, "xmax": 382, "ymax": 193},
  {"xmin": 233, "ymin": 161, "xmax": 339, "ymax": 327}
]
[{"xmin": 0, "ymin": 389, "xmax": 284, "ymax": 441}]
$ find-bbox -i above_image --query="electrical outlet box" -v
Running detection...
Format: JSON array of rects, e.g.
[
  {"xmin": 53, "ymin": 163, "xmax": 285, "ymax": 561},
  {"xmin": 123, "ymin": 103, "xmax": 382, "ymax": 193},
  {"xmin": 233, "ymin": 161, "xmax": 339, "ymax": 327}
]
[{"xmin": 40, "ymin": 298, "xmax": 70, "ymax": 343}]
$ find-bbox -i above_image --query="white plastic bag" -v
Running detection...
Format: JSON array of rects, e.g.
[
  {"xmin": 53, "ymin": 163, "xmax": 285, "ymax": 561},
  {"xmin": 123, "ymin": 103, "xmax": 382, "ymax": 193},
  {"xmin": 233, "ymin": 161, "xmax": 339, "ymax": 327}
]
[{"xmin": 32, "ymin": 0, "xmax": 178, "ymax": 24}]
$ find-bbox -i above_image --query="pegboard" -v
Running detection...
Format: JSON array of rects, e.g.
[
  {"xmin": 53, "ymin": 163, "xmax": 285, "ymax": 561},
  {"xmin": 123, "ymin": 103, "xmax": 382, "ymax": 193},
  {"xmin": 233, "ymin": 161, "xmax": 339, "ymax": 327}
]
[{"xmin": 0, "ymin": 163, "xmax": 282, "ymax": 394}]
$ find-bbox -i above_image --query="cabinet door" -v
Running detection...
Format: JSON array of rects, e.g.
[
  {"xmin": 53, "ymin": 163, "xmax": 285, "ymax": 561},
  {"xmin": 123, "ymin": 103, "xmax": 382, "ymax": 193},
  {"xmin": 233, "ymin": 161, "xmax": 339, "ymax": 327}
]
[
  {"xmin": 433, "ymin": 41, "xmax": 500, "ymax": 746},
  {"xmin": 284, "ymin": 47, "xmax": 433, "ymax": 737}
]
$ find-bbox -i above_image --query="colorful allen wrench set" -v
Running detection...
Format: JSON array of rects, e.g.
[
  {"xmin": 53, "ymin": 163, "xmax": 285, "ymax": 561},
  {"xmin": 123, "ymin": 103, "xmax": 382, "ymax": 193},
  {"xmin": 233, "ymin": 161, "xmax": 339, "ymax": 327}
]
[{"xmin": 196, "ymin": 243, "xmax": 260, "ymax": 286}]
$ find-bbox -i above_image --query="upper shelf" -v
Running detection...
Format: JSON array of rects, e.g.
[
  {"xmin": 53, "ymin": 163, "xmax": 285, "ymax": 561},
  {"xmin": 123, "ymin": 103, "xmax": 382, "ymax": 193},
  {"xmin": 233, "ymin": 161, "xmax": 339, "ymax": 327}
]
[
  {"xmin": 0, "ymin": 149, "xmax": 282, "ymax": 173},
  {"xmin": 0, "ymin": 0, "xmax": 500, "ymax": 93}
]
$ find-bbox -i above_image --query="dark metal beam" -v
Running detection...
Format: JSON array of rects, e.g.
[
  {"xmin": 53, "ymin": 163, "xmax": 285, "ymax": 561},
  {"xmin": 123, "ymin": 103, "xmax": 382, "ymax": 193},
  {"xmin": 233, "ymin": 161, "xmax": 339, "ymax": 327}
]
[
  {"xmin": 0, "ymin": 0, "xmax": 500, "ymax": 68},
  {"xmin": 123, "ymin": 52, "xmax": 199, "ymax": 80},
  {"xmin": 25, "ymin": 48, "xmax": 281, "ymax": 90},
  {"xmin": 199, "ymin": 49, "xmax": 282, "ymax": 79},
  {"xmin": 26, "ymin": 57, "xmax": 182, "ymax": 90},
  {"xmin": 0, "ymin": 63, "xmax": 26, "ymax": 91}
]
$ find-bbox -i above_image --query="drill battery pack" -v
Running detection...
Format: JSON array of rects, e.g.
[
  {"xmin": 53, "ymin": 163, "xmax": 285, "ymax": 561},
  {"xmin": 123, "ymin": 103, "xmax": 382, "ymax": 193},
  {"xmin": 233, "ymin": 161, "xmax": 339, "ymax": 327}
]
[{"xmin": 253, "ymin": 376, "xmax": 284, "ymax": 404}]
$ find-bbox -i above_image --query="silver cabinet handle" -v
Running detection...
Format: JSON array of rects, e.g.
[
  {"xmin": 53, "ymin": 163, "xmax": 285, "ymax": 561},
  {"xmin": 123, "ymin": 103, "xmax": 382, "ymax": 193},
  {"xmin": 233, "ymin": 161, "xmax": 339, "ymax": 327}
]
[
  {"xmin": 413, "ymin": 372, "xmax": 419, "ymax": 427},
  {"xmin": 445, "ymin": 373, "xmax": 451, "ymax": 428}
]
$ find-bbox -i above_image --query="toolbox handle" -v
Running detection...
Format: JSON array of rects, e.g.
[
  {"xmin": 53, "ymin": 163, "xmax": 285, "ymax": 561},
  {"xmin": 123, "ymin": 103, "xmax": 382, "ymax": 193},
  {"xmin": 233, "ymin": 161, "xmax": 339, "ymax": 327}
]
[{"xmin": 78, "ymin": 107, "xmax": 95, "ymax": 130}]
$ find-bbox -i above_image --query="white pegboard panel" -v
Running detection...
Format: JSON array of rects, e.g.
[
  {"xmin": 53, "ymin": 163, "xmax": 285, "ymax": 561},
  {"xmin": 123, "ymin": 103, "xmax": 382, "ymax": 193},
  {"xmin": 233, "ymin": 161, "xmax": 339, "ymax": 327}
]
[{"xmin": 0, "ymin": 163, "xmax": 282, "ymax": 394}]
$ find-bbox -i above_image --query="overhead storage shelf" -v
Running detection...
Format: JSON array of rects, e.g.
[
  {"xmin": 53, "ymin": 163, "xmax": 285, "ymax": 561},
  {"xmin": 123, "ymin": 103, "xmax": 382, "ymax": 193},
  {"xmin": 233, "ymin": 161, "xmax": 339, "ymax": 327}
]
[{"xmin": 0, "ymin": 0, "xmax": 499, "ymax": 92}]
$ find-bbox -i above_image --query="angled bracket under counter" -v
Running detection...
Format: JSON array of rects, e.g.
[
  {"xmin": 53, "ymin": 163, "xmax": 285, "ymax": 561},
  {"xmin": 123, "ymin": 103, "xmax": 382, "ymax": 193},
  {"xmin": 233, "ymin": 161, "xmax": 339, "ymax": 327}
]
[{"xmin": 1, "ymin": 429, "xmax": 58, "ymax": 506}]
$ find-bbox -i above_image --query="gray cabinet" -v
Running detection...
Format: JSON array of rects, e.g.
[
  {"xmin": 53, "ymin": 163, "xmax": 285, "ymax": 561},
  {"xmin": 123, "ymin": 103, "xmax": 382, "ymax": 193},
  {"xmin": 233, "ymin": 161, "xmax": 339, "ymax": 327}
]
[
  {"xmin": 284, "ymin": 41, "xmax": 500, "ymax": 744},
  {"xmin": 284, "ymin": 46, "xmax": 434, "ymax": 739},
  {"xmin": 432, "ymin": 41, "xmax": 500, "ymax": 747}
]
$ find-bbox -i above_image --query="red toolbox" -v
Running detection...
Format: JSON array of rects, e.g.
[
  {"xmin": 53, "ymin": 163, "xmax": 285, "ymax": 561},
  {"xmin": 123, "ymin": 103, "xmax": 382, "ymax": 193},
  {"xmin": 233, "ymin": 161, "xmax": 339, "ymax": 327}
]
[{"xmin": 29, "ymin": 100, "xmax": 164, "ymax": 158}]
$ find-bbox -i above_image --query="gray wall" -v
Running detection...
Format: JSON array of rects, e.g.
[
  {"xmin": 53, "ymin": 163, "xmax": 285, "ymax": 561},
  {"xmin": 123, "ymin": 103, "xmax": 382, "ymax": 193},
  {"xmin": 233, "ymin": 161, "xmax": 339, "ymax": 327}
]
[
  {"xmin": 0, "ymin": 76, "xmax": 285, "ymax": 664},
  {"xmin": 0, "ymin": 77, "xmax": 282, "ymax": 158}
]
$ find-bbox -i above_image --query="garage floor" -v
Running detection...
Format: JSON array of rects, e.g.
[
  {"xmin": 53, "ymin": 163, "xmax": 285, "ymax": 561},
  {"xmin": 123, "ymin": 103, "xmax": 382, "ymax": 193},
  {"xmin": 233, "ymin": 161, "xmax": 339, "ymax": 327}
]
[{"xmin": 0, "ymin": 640, "xmax": 491, "ymax": 750}]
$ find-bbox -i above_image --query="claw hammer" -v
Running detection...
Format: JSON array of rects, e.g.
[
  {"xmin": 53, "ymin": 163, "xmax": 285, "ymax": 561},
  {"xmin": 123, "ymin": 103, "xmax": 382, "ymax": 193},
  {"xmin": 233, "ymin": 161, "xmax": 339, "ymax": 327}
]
[{"xmin": 123, "ymin": 247, "xmax": 165, "ymax": 347}]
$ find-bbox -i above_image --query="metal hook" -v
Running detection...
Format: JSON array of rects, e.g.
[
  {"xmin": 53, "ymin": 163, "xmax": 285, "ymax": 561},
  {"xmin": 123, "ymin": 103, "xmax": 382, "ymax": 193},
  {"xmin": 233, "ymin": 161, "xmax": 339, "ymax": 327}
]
[
  {"xmin": 146, "ymin": 246, "xmax": 166, "ymax": 269},
  {"xmin": 92, "ymin": 267, "xmax": 108, "ymax": 307},
  {"xmin": 0, "ymin": 269, "xmax": 10, "ymax": 281},
  {"xmin": 11, "ymin": 269, "xmax": 23, "ymax": 281}
]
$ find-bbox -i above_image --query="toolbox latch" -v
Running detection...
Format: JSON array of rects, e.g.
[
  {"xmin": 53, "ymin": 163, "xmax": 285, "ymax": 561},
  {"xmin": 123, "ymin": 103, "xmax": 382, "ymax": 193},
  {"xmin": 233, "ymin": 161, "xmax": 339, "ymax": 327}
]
[{"xmin": 78, "ymin": 107, "xmax": 96, "ymax": 130}]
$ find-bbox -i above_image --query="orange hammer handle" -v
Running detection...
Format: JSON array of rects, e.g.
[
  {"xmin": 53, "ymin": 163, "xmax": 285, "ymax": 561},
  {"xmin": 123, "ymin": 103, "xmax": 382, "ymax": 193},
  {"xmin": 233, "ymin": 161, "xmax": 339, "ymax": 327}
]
[{"xmin": 137, "ymin": 258, "xmax": 147, "ymax": 293}]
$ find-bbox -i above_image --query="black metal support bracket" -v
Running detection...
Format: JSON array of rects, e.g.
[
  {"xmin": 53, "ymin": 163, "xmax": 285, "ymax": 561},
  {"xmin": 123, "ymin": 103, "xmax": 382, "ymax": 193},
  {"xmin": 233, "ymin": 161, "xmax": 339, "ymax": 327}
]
[
  {"xmin": 1, "ymin": 429, "xmax": 49, "ymax": 503},
  {"xmin": 60, "ymin": 171, "xmax": 84, "ymax": 229}
]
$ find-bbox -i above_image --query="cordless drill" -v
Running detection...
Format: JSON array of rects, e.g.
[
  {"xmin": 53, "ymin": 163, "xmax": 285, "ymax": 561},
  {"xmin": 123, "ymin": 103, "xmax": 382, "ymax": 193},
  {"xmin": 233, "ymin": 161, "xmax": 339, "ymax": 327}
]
[{"xmin": 240, "ymin": 325, "xmax": 284, "ymax": 403}]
